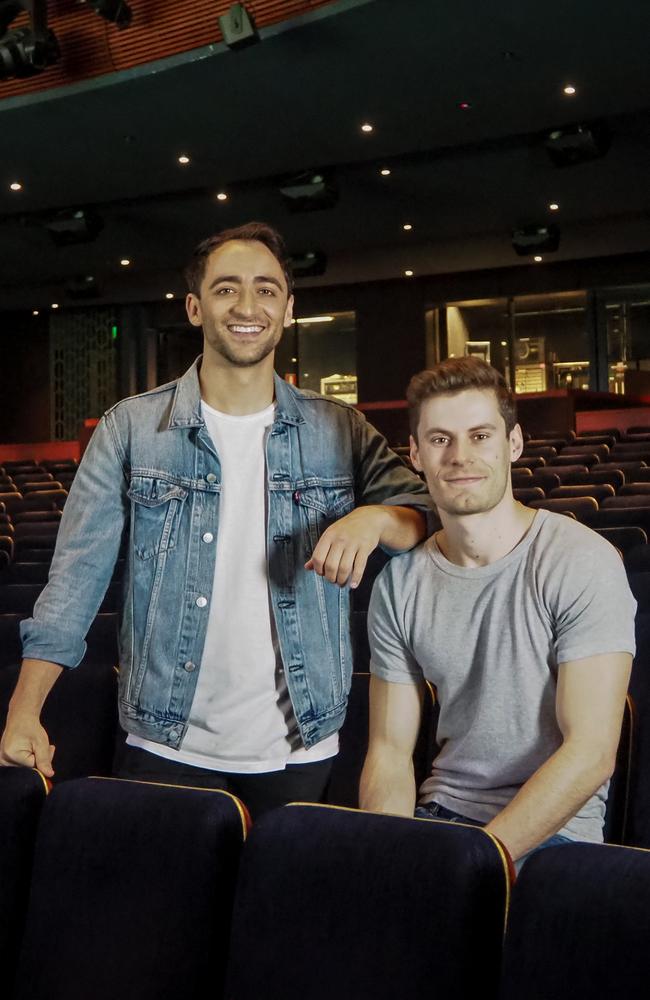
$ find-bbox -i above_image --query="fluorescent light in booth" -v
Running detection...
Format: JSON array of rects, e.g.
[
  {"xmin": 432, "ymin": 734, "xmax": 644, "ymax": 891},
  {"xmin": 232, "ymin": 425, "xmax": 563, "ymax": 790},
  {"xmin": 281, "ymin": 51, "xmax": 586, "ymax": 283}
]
[{"xmin": 293, "ymin": 316, "xmax": 334, "ymax": 324}]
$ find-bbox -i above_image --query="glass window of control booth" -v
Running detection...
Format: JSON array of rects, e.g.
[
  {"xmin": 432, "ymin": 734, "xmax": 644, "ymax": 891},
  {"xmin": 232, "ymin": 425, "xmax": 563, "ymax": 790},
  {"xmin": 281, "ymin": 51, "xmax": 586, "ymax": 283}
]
[
  {"xmin": 434, "ymin": 291, "xmax": 589, "ymax": 394},
  {"xmin": 511, "ymin": 291, "xmax": 589, "ymax": 393},
  {"xmin": 275, "ymin": 311, "xmax": 357, "ymax": 403},
  {"xmin": 601, "ymin": 286, "xmax": 650, "ymax": 396}
]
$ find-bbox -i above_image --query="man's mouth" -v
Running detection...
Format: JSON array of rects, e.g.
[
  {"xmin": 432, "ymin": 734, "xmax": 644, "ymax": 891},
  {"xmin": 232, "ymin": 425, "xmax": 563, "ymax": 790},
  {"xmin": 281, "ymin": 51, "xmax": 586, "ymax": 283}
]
[
  {"xmin": 228, "ymin": 324, "xmax": 265, "ymax": 336},
  {"xmin": 444, "ymin": 476, "xmax": 485, "ymax": 485}
]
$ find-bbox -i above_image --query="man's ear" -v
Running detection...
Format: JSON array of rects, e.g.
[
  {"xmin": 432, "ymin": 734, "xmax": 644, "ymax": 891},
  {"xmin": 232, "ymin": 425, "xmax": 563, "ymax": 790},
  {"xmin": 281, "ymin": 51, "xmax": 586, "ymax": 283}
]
[
  {"xmin": 409, "ymin": 434, "xmax": 423, "ymax": 472},
  {"xmin": 283, "ymin": 294, "xmax": 294, "ymax": 328},
  {"xmin": 510, "ymin": 423, "xmax": 524, "ymax": 462},
  {"xmin": 186, "ymin": 292, "xmax": 202, "ymax": 328}
]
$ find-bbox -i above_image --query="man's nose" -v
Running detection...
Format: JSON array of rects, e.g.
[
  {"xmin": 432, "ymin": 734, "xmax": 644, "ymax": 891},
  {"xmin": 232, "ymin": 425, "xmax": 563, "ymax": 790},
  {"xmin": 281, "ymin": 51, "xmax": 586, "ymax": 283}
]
[
  {"xmin": 232, "ymin": 286, "xmax": 256, "ymax": 316},
  {"xmin": 448, "ymin": 438, "xmax": 471, "ymax": 464}
]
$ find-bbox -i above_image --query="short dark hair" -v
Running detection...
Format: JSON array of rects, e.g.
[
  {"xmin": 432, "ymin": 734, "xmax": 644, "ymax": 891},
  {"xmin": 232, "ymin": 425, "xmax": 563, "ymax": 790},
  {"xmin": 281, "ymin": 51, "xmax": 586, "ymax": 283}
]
[
  {"xmin": 407, "ymin": 356, "xmax": 517, "ymax": 440},
  {"xmin": 184, "ymin": 221, "xmax": 294, "ymax": 296}
]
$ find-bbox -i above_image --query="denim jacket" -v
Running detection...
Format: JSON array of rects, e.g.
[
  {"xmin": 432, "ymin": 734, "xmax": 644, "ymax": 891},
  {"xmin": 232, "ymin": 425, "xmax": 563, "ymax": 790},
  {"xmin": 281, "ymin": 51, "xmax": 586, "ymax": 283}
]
[{"xmin": 22, "ymin": 358, "xmax": 429, "ymax": 749}]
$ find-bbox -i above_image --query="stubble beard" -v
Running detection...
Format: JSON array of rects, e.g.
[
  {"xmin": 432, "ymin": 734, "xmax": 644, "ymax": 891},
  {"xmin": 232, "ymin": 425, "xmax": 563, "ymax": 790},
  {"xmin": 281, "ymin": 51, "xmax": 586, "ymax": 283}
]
[
  {"xmin": 207, "ymin": 324, "xmax": 282, "ymax": 368},
  {"xmin": 433, "ymin": 466, "xmax": 510, "ymax": 517}
]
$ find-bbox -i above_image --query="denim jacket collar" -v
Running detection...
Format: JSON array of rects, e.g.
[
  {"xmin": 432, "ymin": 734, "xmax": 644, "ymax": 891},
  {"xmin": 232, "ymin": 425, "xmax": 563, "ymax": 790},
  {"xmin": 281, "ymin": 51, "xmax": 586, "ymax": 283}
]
[{"xmin": 167, "ymin": 356, "xmax": 305, "ymax": 430}]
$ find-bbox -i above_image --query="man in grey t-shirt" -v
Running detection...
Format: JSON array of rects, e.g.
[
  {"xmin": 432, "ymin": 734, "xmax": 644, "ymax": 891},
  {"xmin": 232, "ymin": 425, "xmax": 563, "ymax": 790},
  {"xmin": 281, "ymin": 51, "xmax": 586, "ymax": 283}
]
[{"xmin": 359, "ymin": 357, "xmax": 636, "ymax": 869}]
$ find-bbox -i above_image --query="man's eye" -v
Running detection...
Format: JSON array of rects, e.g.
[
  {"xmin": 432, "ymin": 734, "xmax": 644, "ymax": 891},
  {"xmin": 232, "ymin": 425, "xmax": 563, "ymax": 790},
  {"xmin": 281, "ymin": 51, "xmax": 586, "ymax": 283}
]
[
  {"xmin": 259, "ymin": 287, "xmax": 275, "ymax": 296},
  {"xmin": 474, "ymin": 433, "xmax": 490, "ymax": 441},
  {"xmin": 432, "ymin": 437, "xmax": 449, "ymax": 446},
  {"xmin": 216, "ymin": 287, "xmax": 234, "ymax": 295}
]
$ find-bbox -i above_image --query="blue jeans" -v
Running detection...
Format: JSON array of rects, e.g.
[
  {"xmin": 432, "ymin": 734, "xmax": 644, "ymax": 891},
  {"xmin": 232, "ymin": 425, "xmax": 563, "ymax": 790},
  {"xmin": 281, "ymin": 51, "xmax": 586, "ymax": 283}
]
[{"xmin": 414, "ymin": 801, "xmax": 575, "ymax": 874}]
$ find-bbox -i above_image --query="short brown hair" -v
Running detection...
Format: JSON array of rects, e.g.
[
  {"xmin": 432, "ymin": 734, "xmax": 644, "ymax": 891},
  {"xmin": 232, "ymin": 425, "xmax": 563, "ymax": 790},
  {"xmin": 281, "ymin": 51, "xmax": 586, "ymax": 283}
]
[
  {"xmin": 184, "ymin": 221, "xmax": 294, "ymax": 296},
  {"xmin": 407, "ymin": 356, "xmax": 517, "ymax": 440}
]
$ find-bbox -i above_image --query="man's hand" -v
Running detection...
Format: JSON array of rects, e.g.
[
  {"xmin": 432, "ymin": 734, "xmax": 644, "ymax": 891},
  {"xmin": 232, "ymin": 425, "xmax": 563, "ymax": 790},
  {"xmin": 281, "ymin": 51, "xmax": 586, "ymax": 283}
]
[
  {"xmin": 0, "ymin": 713, "xmax": 55, "ymax": 777},
  {"xmin": 305, "ymin": 505, "xmax": 426, "ymax": 588}
]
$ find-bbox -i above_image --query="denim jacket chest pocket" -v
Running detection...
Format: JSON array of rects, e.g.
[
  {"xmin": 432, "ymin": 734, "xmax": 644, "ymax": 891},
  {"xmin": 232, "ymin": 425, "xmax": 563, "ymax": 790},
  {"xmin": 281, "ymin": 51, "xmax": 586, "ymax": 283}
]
[
  {"xmin": 127, "ymin": 475, "xmax": 189, "ymax": 560},
  {"xmin": 294, "ymin": 479, "xmax": 355, "ymax": 549}
]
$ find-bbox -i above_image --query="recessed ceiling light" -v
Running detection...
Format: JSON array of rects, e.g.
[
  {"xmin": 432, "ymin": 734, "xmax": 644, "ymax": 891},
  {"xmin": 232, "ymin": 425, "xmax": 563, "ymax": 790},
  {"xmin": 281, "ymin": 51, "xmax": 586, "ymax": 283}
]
[
  {"xmin": 165, "ymin": 292, "xmax": 174, "ymax": 299},
  {"xmin": 216, "ymin": 191, "xmax": 228, "ymax": 201},
  {"xmin": 458, "ymin": 101, "xmax": 472, "ymax": 110},
  {"xmin": 403, "ymin": 223, "xmax": 413, "ymax": 231},
  {"xmin": 380, "ymin": 168, "xmax": 391, "ymax": 176},
  {"xmin": 563, "ymin": 84, "xmax": 576, "ymax": 95},
  {"xmin": 361, "ymin": 122, "xmax": 374, "ymax": 133},
  {"xmin": 120, "ymin": 258, "xmax": 131, "ymax": 266},
  {"xmin": 291, "ymin": 356, "xmax": 298, "ymax": 363},
  {"xmin": 51, "ymin": 303, "xmax": 59, "ymax": 309},
  {"xmin": 32, "ymin": 309, "xmax": 39, "ymax": 316},
  {"xmin": 9, "ymin": 181, "xmax": 22, "ymax": 191},
  {"xmin": 533, "ymin": 255, "xmax": 543, "ymax": 262},
  {"xmin": 404, "ymin": 269, "xmax": 414, "ymax": 277},
  {"xmin": 177, "ymin": 154, "xmax": 190, "ymax": 165},
  {"xmin": 500, "ymin": 341, "xmax": 507, "ymax": 347},
  {"xmin": 549, "ymin": 202, "xmax": 560, "ymax": 211}
]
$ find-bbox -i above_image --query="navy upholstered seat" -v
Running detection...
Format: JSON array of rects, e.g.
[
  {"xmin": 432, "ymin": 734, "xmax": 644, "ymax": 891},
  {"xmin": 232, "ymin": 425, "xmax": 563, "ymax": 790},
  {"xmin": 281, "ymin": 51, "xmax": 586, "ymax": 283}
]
[
  {"xmin": 13, "ymin": 777, "xmax": 249, "ymax": 1000},
  {"xmin": 226, "ymin": 803, "xmax": 511, "ymax": 1000},
  {"xmin": 500, "ymin": 843, "xmax": 650, "ymax": 1000},
  {"xmin": 0, "ymin": 768, "xmax": 49, "ymax": 996}
]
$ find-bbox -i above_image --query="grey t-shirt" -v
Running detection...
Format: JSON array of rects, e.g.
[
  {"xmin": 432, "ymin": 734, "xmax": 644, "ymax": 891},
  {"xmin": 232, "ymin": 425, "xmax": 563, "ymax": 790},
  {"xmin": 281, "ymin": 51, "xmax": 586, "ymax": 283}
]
[{"xmin": 368, "ymin": 509, "xmax": 637, "ymax": 843}]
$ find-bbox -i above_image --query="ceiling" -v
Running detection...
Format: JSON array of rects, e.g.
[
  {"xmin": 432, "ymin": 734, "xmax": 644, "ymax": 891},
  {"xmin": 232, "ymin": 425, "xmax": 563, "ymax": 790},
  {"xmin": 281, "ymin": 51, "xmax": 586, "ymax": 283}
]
[{"xmin": 1, "ymin": 0, "xmax": 650, "ymax": 311}]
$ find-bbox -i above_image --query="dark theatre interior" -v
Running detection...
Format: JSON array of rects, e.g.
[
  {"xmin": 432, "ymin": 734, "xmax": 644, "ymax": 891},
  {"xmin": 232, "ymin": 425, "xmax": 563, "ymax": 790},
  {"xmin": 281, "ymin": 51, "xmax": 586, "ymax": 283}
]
[{"xmin": 2, "ymin": 0, "xmax": 650, "ymax": 997}]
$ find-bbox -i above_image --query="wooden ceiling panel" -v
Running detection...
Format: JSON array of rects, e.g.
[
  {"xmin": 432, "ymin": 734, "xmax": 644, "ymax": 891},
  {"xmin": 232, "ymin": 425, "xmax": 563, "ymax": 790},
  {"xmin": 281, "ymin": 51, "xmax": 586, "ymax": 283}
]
[{"xmin": 0, "ymin": 0, "xmax": 335, "ymax": 99}]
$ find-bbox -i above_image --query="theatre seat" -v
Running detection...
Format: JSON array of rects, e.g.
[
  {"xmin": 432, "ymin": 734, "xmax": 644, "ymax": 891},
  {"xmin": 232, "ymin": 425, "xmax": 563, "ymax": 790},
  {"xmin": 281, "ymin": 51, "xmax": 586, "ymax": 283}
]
[
  {"xmin": 13, "ymin": 777, "xmax": 249, "ymax": 1000},
  {"xmin": 226, "ymin": 804, "xmax": 511, "ymax": 1000},
  {"xmin": 0, "ymin": 768, "xmax": 49, "ymax": 997},
  {"xmin": 499, "ymin": 843, "xmax": 650, "ymax": 1000}
]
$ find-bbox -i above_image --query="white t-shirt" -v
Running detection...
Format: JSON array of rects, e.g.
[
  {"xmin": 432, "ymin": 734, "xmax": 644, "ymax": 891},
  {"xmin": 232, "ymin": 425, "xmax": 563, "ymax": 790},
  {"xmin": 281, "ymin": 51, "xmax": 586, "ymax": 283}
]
[{"xmin": 129, "ymin": 400, "xmax": 338, "ymax": 772}]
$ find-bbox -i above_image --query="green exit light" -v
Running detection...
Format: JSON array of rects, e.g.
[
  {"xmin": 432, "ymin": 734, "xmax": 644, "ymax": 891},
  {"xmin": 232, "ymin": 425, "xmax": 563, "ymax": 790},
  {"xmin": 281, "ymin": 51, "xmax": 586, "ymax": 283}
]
[{"xmin": 111, "ymin": 326, "xmax": 118, "ymax": 340}]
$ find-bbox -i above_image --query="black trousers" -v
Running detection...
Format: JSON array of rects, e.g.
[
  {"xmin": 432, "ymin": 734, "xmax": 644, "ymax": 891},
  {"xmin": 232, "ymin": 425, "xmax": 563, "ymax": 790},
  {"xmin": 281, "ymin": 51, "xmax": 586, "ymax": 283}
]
[{"xmin": 115, "ymin": 744, "xmax": 333, "ymax": 821}]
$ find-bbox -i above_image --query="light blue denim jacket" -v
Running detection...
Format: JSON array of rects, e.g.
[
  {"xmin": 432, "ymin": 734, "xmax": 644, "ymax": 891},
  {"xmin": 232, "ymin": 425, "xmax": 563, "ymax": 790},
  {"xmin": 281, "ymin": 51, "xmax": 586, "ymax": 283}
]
[{"xmin": 21, "ymin": 358, "xmax": 429, "ymax": 749}]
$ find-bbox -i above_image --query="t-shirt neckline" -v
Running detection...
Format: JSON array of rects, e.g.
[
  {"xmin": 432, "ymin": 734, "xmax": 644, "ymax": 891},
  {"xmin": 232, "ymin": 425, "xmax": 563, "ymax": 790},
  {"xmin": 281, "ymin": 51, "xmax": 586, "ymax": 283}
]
[{"xmin": 427, "ymin": 508, "xmax": 547, "ymax": 578}]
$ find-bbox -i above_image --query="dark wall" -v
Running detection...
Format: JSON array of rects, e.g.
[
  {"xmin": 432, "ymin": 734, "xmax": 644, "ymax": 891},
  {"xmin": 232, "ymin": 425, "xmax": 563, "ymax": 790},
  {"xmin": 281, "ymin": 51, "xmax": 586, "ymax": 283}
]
[{"xmin": 0, "ymin": 313, "xmax": 50, "ymax": 443}]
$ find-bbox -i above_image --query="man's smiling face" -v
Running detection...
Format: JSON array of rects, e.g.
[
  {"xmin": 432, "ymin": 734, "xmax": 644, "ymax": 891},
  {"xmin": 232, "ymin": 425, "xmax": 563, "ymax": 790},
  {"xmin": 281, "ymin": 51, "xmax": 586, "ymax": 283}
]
[
  {"xmin": 186, "ymin": 239, "xmax": 294, "ymax": 368},
  {"xmin": 410, "ymin": 387, "xmax": 523, "ymax": 517}
]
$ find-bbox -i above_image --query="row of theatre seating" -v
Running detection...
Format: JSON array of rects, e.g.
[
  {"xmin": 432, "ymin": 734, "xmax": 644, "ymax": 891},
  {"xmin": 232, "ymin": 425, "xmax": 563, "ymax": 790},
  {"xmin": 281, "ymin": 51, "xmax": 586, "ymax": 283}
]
[
  {"xmin": 2, "ymin": 770, "xmax": 650, "ymax": 1000},
  {"xmin": 1, "ymin": 443, "xmax": 649, "ymax": 998},
  {"xmin": 0, "ymin": 459, "xmax": 77, "ymax": 573}
]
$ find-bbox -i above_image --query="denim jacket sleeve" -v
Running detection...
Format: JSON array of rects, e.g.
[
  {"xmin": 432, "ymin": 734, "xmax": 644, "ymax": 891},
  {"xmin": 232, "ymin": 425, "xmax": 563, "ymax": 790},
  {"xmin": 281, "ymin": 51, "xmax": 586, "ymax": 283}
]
[
  {"xmin": 350, "ymin": 408, "xmax": 433, "ymax": 512},
  {"xmin": 20, "ymin": 413, "xmax": 129, "ymax": 668}
]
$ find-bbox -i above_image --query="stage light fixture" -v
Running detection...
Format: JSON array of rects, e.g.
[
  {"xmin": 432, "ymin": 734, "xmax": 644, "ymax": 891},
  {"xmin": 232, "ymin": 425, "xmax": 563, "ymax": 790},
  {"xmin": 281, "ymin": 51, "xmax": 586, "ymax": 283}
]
[
  {"xmin": 0, "ymin": 1, "xmax": 60, "ymax": 80},
  {"xmin": 44, "ymin": 208, "xmax": 104, "ymax": 247},
  {"xmin": 86, "ymin": 0, "xmax": 132, "ymax": 29},
  {"xmin": 545, "ymin": 122, "xmax": 610, "ymax": 167},
  {"xmin": 280, "ymin": 170, "xmax": 338, "ymax": 212},
  {"xmin": 289, "ymin": 250, "xmax": 327, "ymax": 279},
  {"xmin": 219, "ymin": 3, "xmax": 258, "ymax": 49},
  {"xmin": 511, "ymin": 224, "xmax": 560, "ymax": 257},
  {"xmin": 65, "ymin": 274, "xmax": 101, "ymax": 300}
]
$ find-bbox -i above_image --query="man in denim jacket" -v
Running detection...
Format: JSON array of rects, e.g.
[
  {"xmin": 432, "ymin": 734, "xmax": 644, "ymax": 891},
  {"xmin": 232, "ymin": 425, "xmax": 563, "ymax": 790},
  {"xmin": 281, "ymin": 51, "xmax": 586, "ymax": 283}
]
[{"xmin": 0, "ymin": 222, "xmax": 429, "ymax": 817}]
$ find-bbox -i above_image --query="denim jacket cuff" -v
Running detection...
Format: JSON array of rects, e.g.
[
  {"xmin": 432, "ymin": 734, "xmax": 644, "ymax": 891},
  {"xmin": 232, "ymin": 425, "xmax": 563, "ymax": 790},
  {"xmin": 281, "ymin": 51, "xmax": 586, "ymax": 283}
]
[{"xmin": 20, "ymin": 618, "xmax": 87, "ymax": 669}]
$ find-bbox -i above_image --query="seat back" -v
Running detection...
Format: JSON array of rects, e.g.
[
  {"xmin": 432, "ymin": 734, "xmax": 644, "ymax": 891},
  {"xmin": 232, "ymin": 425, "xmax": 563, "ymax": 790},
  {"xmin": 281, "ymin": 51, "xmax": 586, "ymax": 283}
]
[
  {"xmin": 499, "ymin": 843, "xmax": 650, "ymax": 1000},
  {"xmin": 549, "ymin": 484, "xmax": 615, "ymax": 503},
  {"xmin": 14, "ymin": 777, "xmax": 249, "ymax": 1000},
  {"xmin": 529, "ymin": 496, "xmax": 598, "ymax": 520},
  {"xmin": 226, "ymin": 804, "xmax": 511, "ymax": 1000},
  {"xmin": 0, "ymin": 769, "xmax": 49, "ymax": 997}
]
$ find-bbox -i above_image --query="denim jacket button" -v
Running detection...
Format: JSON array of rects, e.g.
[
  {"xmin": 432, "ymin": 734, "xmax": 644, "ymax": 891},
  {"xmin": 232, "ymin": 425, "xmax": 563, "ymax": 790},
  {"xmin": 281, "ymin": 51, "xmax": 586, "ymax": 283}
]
[
  {"xmin": 184, "ymin": 661, "xmax": 196, "ymax": 672},
  {"xmin": 205, "ymin": 473, "xmax": 217, "ymax": 483},
  {"xmin": 202, "ymin": 532, "xmax": 214, "ymax": 543},
  {"xmin": 196, "ymin": 596, "xmax": 208, "ymax": 608},
  {"xmin": 169, "ymin": 731, "xmax": 180, "ymax": 742}
]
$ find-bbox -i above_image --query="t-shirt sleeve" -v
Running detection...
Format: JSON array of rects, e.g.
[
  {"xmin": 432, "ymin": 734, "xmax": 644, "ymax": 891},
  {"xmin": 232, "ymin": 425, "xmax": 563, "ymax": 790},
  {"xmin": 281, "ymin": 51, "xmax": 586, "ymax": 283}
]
[
  {"xmin": 368, "ymin": 562, "xmax": 423, "ymax": 684},
  {"xmin": 553, "ymin": 531, "xmax": 637, "ymax": 664}
]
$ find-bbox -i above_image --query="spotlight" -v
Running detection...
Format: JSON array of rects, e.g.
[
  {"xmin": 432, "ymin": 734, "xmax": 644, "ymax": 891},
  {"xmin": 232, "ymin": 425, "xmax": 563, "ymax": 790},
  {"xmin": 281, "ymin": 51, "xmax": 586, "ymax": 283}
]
[
  {"xmin": 280, "ymin": 170, "xmax": 338, "ymax": 212},
  {"xmin": 219, "ymin": 3, "xmax": 258, "ymax": 49},
  {"xmin": 86, "ymin": 0, "xmax": 132, "ymax": 29},
  {"xmin": 545, "ymin": 122, "xmax": 610, "ymax": 167},
  {"xmin": 65, "ymin": 275, "xmax": 101, "ymax": 300},
  {"xmin": 0, "ymin": 1, "xmax": 60, "ymax": 80},
  {"xmin": 511, "ymin": 224, "xmax": 560, "ymax": 257},
  {"xmin": 44, "ymin": 208, "xmax": 104, "ymax": 247}
]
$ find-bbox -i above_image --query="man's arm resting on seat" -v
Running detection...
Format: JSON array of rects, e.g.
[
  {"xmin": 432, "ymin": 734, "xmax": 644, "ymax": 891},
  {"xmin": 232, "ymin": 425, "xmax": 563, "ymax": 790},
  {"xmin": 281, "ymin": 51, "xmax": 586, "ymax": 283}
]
[
  {"xmin": 0, "ymin": 659, "xmax": 64, "ymax": 776},
  {"xmin": 306, "ymin": 505, "xmax": 427, "ymax": 588},
  {"xmin": 359, "ymin": 674, "xmax": 424, "ymax": 816},
  {"xmin": 484, "ymin": 652, "xmax": 632, "ymax": 861}
]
